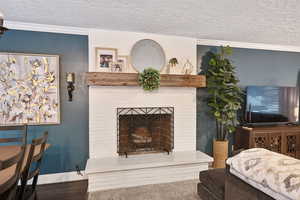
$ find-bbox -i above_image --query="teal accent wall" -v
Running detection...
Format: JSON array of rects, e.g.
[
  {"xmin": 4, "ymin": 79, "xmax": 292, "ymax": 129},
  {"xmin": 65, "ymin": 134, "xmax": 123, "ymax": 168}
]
[
  {"xmin": 2, "ymin": 30, "xmax": 299, "ymax": 173},
  {"xmin": 197, "ymin": 45, "xmax": 300, "ymax": 155},
  {"xmin": 0, "ymin": 30, "xmax": 89, "ymax": 174}
]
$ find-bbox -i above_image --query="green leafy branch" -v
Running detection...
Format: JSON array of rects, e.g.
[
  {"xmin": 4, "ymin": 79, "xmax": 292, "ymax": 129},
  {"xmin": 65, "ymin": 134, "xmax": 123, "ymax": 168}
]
[{"xmin": 138, "ymin": 68, "xmax": 160, "ymax": 91}]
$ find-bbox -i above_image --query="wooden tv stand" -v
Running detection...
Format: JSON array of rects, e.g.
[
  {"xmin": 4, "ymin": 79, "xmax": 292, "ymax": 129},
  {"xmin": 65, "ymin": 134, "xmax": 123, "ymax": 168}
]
[{"xmin": 235, "ymin": 125, "xmax": 300, "ymax": 159}]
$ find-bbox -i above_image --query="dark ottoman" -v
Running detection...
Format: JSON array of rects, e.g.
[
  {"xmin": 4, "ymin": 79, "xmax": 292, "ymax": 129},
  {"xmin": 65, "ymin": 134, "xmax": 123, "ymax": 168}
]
[{"xmin": 197, "ymin": 168, "xmax": 225, "ymax": 200}]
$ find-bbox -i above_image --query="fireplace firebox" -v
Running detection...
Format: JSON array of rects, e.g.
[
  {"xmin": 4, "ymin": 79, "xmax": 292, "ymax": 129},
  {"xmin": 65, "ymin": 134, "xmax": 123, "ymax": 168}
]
[{"xmin": 117, "ymin": 107, "xmax": 174, "ymax": 156}]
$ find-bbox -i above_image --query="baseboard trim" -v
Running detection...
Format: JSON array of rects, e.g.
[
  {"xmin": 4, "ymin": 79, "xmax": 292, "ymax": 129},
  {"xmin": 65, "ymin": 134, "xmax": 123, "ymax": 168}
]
[{"xmin": 34, "ymin": 171, "xmax": 87, "ymax": 185}]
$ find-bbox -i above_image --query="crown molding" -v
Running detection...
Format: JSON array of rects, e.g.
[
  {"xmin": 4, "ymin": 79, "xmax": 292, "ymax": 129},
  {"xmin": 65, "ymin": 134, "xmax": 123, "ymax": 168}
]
[
  {"xmin": 197, "ymin": 39, "xmax": 300, "ymax": 53},
  {"xmin": 4, "ymin": 21, "xmax": 300, "ymax": 52},
  {"xmin": 4, "ymin": 20, "xmax": 89, "ymax": 35}
]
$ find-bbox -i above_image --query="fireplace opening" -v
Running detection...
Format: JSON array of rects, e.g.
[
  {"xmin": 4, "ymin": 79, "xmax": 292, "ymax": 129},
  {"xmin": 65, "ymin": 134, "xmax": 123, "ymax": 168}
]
[{"xmin": 117, "ymin": 107, "xmax": 174, "ymax": 156}]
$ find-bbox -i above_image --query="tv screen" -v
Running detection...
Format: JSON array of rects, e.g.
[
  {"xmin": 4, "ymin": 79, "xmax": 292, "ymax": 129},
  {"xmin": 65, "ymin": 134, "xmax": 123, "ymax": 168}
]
[{"xmin": 246, "ymin": 86, "xmax": 299, "ymax": 124}]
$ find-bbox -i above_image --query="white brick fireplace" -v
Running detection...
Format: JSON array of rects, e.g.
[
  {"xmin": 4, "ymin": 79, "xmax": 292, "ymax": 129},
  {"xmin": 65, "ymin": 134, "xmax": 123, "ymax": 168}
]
[
  {"xmin": 86, "ymin": 86, "xmax": 213, "ymax": 192},
  {"xmin": 85, "ymin": 29, "xmax": 213, "ymax": 192}
]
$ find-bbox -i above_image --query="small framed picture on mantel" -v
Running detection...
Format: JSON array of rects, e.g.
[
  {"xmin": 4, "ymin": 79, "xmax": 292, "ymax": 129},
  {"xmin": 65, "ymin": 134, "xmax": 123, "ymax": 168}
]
[
  {"xmin": 116, "ymin": 55, "xmax": 130, "ymax": 73},
  {"xmin": 95, "ymin": 47, "xmax": 118, "ymax": 72}
]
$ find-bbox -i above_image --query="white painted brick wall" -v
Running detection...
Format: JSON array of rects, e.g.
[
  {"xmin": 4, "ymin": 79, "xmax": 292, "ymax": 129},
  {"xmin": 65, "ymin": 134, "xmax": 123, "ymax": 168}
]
[{"xmin": 89, "ymin": 86, "xmax": 197, "ymax": 158}]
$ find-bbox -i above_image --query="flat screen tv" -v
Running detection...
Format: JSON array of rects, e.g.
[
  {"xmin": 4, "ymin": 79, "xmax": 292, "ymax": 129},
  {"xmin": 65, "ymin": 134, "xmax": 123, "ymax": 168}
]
[{"xmin": 246, "ymin": 86, "xmax": 300, "ymax": 125}]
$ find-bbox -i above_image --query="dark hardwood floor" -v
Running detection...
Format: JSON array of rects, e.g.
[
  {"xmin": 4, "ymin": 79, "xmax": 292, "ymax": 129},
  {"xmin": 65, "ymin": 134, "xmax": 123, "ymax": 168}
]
[{"xmin": 36, "ymin": 180, "xmax": 88, "ymax": 200}]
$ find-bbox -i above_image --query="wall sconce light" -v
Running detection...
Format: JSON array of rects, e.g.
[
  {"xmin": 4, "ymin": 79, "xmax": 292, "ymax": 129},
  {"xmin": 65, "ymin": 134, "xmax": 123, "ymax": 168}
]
[
  {"xmin": 66, "ymin": 72, "xmax": 75, "ymax": 102},
  {"xmin": 0, "ymin": 11, "xmax": 8, "ymax": 36}
]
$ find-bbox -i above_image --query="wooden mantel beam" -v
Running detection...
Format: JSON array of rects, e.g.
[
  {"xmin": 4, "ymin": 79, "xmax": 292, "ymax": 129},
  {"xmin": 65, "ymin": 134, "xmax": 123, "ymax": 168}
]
[{"xmin": 86, "ymin": 72, "xmax": 206, "ymax": 88}]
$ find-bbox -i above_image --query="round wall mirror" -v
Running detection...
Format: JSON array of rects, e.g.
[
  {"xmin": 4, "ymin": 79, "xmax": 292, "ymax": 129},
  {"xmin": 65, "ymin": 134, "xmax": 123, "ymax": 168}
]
[{"xmin": 130, "ymin": 39, "xmax": 166, "ymax": 72}]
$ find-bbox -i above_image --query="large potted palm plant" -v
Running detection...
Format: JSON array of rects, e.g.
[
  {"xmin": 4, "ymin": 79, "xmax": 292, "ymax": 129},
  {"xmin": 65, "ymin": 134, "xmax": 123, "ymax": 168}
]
[{"xmin": 206, "ymin": 46, "xmax": 243, "ymax": 168}]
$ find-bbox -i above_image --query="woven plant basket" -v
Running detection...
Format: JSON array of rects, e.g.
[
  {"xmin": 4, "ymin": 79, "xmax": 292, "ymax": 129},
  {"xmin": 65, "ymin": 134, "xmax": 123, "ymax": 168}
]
[{"xmin": 213, "ymin": 140, "xmax": 228, "ymax": 168}]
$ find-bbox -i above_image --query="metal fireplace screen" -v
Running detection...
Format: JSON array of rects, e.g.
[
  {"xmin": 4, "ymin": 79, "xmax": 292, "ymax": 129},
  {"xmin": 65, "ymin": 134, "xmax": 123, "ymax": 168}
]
[{"xmin": 117, "ymin": 107, "xmax": 174, "ymax": 156}]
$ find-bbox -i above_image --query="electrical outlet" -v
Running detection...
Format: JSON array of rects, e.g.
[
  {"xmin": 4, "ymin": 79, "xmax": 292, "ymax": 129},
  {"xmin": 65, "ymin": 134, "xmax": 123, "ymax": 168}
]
[{"xmin": 75, "ymin": 165, "xmax": 83, "ymax": 176}]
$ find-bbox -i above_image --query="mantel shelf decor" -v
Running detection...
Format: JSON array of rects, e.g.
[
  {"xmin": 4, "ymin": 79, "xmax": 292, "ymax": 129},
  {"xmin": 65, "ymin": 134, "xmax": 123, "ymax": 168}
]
[{"xmin": 86, "ymin": 72, "xmax": 206, "ymax": 88}]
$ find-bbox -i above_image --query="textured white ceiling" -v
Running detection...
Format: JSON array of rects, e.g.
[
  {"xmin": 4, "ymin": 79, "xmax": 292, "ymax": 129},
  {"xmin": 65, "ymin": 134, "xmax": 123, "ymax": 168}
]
[{"xmin": 2, "ymin": 0, "xmax": 300, "ymax": 46}]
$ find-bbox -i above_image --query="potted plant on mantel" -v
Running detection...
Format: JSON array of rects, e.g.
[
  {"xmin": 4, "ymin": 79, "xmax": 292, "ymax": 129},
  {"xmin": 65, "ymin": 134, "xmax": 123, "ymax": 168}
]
[{"xmin": 206, "ymin": 46, "xmax": 243, "ymax": 168}]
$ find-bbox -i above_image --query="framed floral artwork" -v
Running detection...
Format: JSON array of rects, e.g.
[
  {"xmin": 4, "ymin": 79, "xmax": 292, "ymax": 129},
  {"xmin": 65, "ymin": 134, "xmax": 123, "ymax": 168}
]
[{"xmin": 0, "ymin": 53, "xmax": 60, "ymax": 125}]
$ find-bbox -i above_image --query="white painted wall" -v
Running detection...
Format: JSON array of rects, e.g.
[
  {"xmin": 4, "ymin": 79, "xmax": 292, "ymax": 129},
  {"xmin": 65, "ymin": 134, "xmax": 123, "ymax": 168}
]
[{"xmin": 88, "ymin": 29, "xmax": 198, "ymax": 159}]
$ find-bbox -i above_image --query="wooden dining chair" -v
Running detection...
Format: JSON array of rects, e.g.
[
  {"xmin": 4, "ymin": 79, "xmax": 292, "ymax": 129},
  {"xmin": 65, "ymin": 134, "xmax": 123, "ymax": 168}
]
[
  {"xmin": 0, "ymin": 125, "xmax": 28, "ymax": 200},
  {"xmin": 19, "ymin": 132, "xmax": 48, "ymax": 200}
]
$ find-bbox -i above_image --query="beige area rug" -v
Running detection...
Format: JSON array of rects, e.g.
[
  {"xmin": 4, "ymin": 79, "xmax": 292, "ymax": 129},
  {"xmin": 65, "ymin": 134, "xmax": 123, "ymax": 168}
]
[{"xmin": 88, "ymin": 180, "xmax": 201, "ymax": 200}]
